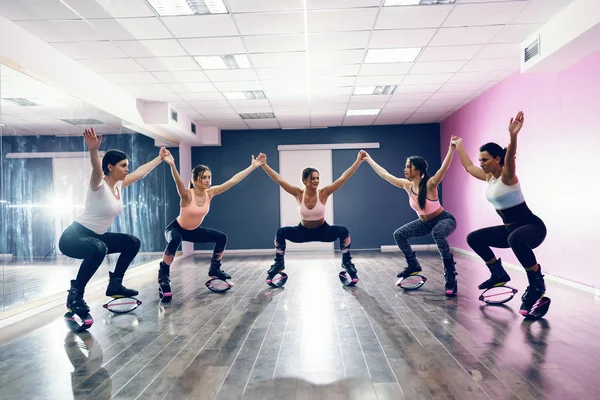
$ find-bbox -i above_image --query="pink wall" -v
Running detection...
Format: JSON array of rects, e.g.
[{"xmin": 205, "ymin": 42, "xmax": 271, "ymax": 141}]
[{"xmin": 441, "ymin": 50, "xmax": 600, "ymax": 289}]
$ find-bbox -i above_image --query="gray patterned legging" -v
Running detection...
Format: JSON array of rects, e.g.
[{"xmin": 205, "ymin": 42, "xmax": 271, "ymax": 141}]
[{"xmin": 393, "ymin": 210, "xmax": 456, "ymax": 259}]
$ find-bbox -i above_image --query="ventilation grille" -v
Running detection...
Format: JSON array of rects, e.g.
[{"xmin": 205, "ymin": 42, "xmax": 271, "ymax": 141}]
[
  {"xmin": 60, "ymin": 118, "xmax": 104, "ymax": 125},
  {"xmin": 524, "ymin": 37, "xmax": 540, "ymax": 63}
]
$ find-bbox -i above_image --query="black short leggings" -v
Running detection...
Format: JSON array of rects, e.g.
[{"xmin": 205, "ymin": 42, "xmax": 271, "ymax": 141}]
[
  {"xmin": 275, "ymin": 222, "xmax": 351, "ymax": 254},
  {"xmin": 59, "ymin": 222, "xmax": 141, "ymax": 288},
  {"xmin": 163, "ymin": 219, "xmax": 227, "ymax": 258},
  {"xmin": 466, "ymin": 215, "xmax": 547, "ymax": 268}
]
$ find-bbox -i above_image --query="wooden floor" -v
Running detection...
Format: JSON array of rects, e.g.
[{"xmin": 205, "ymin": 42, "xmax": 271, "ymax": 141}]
[
  {"xmin": 1, "ymin": 250, "xmax": 600, "ymax": 400},
  {"xmin": 0, "ymin": 254, "xmax": 157, "ymax": 312}
]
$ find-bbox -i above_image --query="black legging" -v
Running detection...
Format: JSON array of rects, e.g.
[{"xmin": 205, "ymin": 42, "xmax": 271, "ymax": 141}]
[
  {"xmin": 163, "ymin": 219, "xmax": 227, "ymax": 258},
  {"xmin": 59, "ymin": 222, "xmax": 141, "ymax": 288},
  {"xmin": 275, "ymin": 222, "xmax": 351, "ymax": 254},
  {"xmin": 466, "ymin": 215, "xmax": 546, "ymax": 268}
]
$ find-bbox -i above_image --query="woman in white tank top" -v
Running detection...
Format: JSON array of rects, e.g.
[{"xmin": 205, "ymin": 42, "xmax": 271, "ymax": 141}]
[
  {"xmin": 58, "ymin": 128, "xmax": 166, "ymax": 329},
  {"xmin": 453, "ymin": 111, "xmax": 549, "ymax": 319}
]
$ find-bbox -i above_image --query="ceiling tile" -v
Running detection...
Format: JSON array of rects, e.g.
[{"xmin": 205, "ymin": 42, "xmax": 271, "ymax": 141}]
[
  {"xmin": 376, "ymin": 5, "xmax": 453, "ymax": 29},
  {"xmin": 244, "ymin": 34, "xmax": 306, "ymax": 53},
  {"xmin": 443, "ymin": 2, "xmax": 528, "ymax": 27},
  {"xmin": 409, "ymin": 61, "xmax": 467, "ymax": 74},
  {"xmin": 429, "ymin": 26, "xmax": 504, "ymax": 46},
  {"xmin": 204, "ymin": 70, "xmax": 259, "ymax": 82},
  {"xmin": 135, "ymin": 56, "xmax": 199, "ymax": 71},
  {"xmin": 226, "ymin": 0, "xmax": 303, "ymax": 12},
  {"xmin": 91, "ymin": 18, "xmax": 173, "ymax": 40},
  {"xmin": 369, "ymin": 29, "xmax": 437, "ymax": 48},
  {"xmin": 115, "ymin": 39, "xmax": 187, "ymax": 57},
  {"xmin": 179, "ymin": 37, "xmax": 246, "ymax": 55},
  {"xmin": 161, "ymin": 15, "xmax": 238, "ymax": 38},
  {"xmin": 417, "ymin": 45, "xmax": 484, "ymax": 61},
  {"xmin": 307, "ymin": 9, "xmax": 378, "ymax": 33},
  {"xmin": 308, "ymin": 31, "xmax": 371, "ymax": 51},
  {"xmin": 234, "ymin": 12, "xmax": 305, "ymax": 35}
]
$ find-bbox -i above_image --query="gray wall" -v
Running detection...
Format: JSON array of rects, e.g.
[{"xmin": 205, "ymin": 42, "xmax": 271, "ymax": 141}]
[{"xmin": 190, "ymin": 124, "xmax": 444, "ymax": 251}]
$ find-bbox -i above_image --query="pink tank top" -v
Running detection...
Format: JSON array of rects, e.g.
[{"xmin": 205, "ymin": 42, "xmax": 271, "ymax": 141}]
[
  {"xmin": 409, "ymin": 187, "xmax": 441, "ymax": 216},
  {"xmin": 298, "ymin": 191, "xmax": 326, "ymax": 221},
  {"xmin": 177, "ymin": 189, "xmax": 211, "ymax": 230}
]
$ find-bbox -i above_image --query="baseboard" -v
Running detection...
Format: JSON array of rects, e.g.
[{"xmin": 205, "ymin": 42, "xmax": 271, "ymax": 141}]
[
  {"xmin": 451, "ymin": 247, "xmax": 600, "ymax": 297},
  {"xmin": 381, "ymin": 244, "xmax": 438, "ymax": 252},
  {"xmin": 0, "ymin": 256, "xmax": 162, "ymax": 329}
]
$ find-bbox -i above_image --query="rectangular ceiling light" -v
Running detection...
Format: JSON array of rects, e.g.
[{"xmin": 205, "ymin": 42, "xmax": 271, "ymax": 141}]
[
  {"xmin": 353, "ymin": 86, "xmax": 397, "ymax": 95},
  {"xmin": 346, "ymin": 109, "xmax": 381, "ymax": 116},
  {"xmin": 239, "ymin": 112, "xmax": 275, "ymax": 119},
  {"xmin": 223, "ymin": 91, "xmax": 266, "ymax": 100},
  {"xmin": 5, "ymin": 98, "xmax": 40, "ymax": 106},
  {"xmin": 365, "ymin": 48, "xmax": 422, "ymax": 63},
  {"xmin": 384, "ymin": 0, "xmax": 456, "ymax": 6},
  {"xmin": 60, "ymin": 118, "xmax": 105, "ymax": 125},
  {"xmin": 195, "ymin": 54, "xmax": 251, "ymax": 70},
  {"xmin": 147, "ymin": 0, "xmax": 228, "ymax": 16}
]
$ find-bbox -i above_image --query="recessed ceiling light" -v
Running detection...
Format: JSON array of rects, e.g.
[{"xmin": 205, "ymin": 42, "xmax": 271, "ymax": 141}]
[
  {"xmin": 223, "ymin": 91, "xmax": 266, "ymax": 100},
  {"xmin": 353, "ymin": 86, "xmax": 397, "ymax": 95},
  {"xmin": 384, "ymin": 0, "xmax": 456, "ymax": 6},
  {"xmin": 60, "ymin": 118, "xmax": 104, "ymax": 125},
  {"xmin": 5, "ymin": 98, "xmax": 40, "ymax": 106},
  {"xmin": 195, "ymin": 54, "xmax": 251, "ymax": 70},
  {"xmin": 365, "ymin": 48, "xmax": 422, "ymax": 63},
  {"xmin": 146, "ymin": 0, "xmax": 227, "ymax": 16},
  {"xmin": 239, "ymin": 112, "xmax": 275, "ymax": 119},
  {"xmin": 346, "ymin": 109, "xmax": 381, "ymax": 116}
]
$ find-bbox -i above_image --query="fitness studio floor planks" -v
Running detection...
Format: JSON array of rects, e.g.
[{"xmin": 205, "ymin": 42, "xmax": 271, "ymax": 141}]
[{"xmin": 1, "ymin": 251, "xmax": 599, "ymax": 400}]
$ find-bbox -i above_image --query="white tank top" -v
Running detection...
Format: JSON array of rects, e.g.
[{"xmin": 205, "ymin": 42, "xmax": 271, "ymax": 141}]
[
  {"xmin": 76, "ymin": 180, "xmax": 124, "ymax": 234},
  {"xmin": 485, "ymin": 175, "xmax": 525, "ymax": 210}
]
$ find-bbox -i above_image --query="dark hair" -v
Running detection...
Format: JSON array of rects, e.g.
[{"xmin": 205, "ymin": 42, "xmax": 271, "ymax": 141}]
[
  {"xmin": 407, "ymin": 156, "xmax": 430, "ymax": 210},
  {"xmin": 301, "ymin": 167, "xmax": 319, "ymax": 183},
  {"xmin": 190, "ymin": 164, "xmax": 210, "ymax": 188},
  {"xmin": 102, "ymin": 150, "xmax": 128, "ymax": 176},
  {"xmin": 479, "ymin": 142, "xmax": 507, "ymax": 166}
]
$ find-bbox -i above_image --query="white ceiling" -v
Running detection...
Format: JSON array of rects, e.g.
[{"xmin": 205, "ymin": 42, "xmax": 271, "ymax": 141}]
[
  {"xmin": 0, "ymin": 64, "xmax": 127, "ymax": 136},
  {"xmin": 0, "ymin": 0, "xmax": 576, "ymax": 131}
]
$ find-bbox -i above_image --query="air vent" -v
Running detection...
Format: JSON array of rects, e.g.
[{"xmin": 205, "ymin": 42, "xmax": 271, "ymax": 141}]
[
  {"xmin": 170, "ymin": 108, "xmax": 178, "ymax": 122},
  {"xmin": 191, "ymin": 122, "xmax": 196, "ymax": 134},
  {"xmin": 60, "ymin": 118, "xmax": 104, "ymax": 125},
  {"xmin": 5, "ymin": 98, "xmax": 40, "ymax": 106},
  {"xmin": 524, "ymin": 37, "xmax": 540, "ymax": 63},
  {"xmin": 239, "ymin": 112, "xmax": 275, "ymax": 119}
]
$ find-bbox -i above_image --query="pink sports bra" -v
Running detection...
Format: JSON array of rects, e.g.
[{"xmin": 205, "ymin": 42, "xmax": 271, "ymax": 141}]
[
  {"xmin": 298, "ymin": 192, "xmax": 326, "ymax": 221},
  {"xmin": 177, "ymin": 189, "xmax": 211, "ymax": 230},
  {"xmin": 409, "ymin": 187, "xmax": 441, "ymax": 216}
]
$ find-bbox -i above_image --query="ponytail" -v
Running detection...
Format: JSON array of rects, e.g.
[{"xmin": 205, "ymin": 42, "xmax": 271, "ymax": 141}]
[
  {"xmin": 418, "ymin": 172, "xmax": 430, "ymax": 210},
  {"xmin": 407, "ymin": 156, "xmax": 430, "ymax": 211}
]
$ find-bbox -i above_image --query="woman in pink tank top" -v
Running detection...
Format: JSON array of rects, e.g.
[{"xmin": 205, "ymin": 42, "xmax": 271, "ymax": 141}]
[
  {"xmin": 363, "ymin": 139, "xmax": 459, "ymax": 296},
  {"xmin": 156, "ymin": 149, "xmax": 266, "ymax": 302},
  {"xmin": 261, "ymin": 151, "xmax": 366, "ymax": 286}
]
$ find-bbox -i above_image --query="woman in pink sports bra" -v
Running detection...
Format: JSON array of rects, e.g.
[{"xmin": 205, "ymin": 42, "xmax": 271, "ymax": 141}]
[
  {"xmin": 362, "ymin": 139, "xmax": 459, "ymax": 296},
  {"xmin": 156, "ymin": 149, "xmax": 266, "ymax": 302},
  {"xmin": 261, "ymin": 150, "xmax": 366, "ymax": 284}
]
